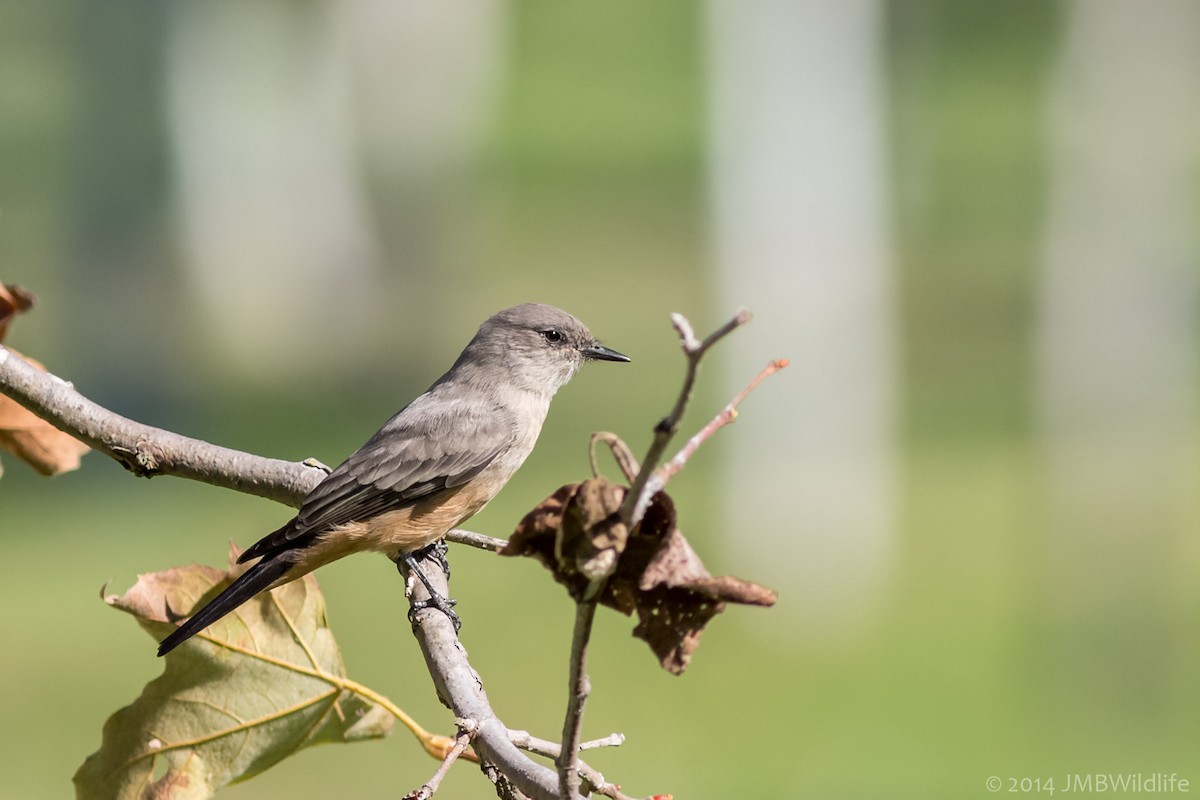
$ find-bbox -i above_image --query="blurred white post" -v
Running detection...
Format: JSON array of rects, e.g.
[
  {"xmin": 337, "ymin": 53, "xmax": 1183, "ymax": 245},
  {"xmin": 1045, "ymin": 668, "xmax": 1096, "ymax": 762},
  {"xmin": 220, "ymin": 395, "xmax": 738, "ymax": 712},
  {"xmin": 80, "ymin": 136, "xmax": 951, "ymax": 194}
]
[
  {"xmin": 1037, "ymin": 2, "xmax": 1200, "ymax": 604},
  {"xmin": 166, "ymin": 0, "xmax": 503, "ymax": 382},
  {"xmin": 707, "ymin": 0, "xmax": 897, "ymax": 638},
  {"xmin": 167, "ymin": 0, "xmax": 381, "ymax": 380}
]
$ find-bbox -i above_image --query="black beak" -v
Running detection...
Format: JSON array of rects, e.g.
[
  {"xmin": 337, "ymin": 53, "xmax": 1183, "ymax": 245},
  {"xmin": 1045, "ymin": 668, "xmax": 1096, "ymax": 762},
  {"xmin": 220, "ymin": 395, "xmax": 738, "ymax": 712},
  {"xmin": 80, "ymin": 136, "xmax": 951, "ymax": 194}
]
[{"xmin": 581, "ymin": 343, "xmax": 630, "ymax": 363}]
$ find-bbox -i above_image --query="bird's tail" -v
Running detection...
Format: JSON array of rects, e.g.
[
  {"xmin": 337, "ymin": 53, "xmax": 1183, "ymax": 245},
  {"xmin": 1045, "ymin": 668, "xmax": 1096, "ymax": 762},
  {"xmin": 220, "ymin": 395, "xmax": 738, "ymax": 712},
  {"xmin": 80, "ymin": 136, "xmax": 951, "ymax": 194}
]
[{"xmin": 157, "ymin": 555, "xmax": 292, "ymax": 657}]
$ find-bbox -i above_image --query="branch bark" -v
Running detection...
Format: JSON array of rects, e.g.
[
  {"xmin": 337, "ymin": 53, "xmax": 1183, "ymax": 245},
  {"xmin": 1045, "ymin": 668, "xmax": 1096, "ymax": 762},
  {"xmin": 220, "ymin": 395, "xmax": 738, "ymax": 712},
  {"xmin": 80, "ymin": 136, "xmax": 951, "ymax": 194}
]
[
  {"xmin": 0, "ymin": 345, "xmax": 324, "ymax": 505},
  {"xmin": 557, "ymin": 595, "xmax": 598, "ymax": 798},
  {"xmin": 399, "ymin": 554, "xmax": 582, "ymax": 800},
  {"xmin": 556, "ymin": 308, "xmax": 755, "ymax": 797},
  {"xmin": 619, "ymin": 308, "xmax": 751, "ymax": 527},
  {"xmin": 0, "ymin": 345, "xmax": 498, "ymax": 551}
]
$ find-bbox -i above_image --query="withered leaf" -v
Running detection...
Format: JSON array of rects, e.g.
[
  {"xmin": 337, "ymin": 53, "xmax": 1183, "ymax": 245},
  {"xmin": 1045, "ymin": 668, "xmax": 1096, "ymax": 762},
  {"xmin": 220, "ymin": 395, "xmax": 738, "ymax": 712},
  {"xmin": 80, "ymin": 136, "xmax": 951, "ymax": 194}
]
[
  {"xmin": 0, "ymin": 349, "xmax": 91, "ymax": 475},
  {"xmin": 560, "ymin": 478, "xmax": 628, "ymax": 581},
  {"xmin": 0, "ymin": 282, "xmax": 34, "ymax": 342},
  {"xmin": 74, "ymin": 544, "xmax": 394, "ymax": 800},
  {"xmin": 0, "ymin": 284, "xmax": 90, "ymax": 476},
  {"xmin": 504, "ymin": 480, "xmax": 777, "ymax": 675}
]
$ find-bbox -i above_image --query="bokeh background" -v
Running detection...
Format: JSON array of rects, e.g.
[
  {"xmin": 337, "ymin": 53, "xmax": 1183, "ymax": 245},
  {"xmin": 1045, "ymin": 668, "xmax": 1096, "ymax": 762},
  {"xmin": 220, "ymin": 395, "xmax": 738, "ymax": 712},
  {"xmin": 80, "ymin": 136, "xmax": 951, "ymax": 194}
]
[{"xmin": 3, "ymin": 1, "xmax": 1199, "ymax": 798}]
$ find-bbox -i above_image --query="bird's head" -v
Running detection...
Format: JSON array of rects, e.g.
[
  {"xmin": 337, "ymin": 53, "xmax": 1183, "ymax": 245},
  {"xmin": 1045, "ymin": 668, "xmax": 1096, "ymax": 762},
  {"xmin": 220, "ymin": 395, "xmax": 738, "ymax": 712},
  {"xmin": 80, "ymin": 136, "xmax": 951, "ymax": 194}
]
[{"xmin": 454, "ymin": 303, "xmax": 629, "ymax": 395}]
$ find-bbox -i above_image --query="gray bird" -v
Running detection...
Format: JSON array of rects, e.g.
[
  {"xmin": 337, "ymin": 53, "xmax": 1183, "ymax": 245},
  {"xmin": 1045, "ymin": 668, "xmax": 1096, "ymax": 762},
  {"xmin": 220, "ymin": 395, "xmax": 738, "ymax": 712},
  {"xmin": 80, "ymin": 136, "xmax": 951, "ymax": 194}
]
[{"xmin": 158, "ymin": 303, "xmax": 628, "ymax": 656}]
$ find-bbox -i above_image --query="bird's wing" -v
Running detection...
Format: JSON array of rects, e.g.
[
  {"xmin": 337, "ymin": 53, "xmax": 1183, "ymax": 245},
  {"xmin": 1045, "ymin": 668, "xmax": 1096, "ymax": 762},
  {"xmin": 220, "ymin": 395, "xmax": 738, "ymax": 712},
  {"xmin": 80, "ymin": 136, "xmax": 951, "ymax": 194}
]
[{"xmin": 240, "ymin": 396, "xmax": 513, "ymax": 562}]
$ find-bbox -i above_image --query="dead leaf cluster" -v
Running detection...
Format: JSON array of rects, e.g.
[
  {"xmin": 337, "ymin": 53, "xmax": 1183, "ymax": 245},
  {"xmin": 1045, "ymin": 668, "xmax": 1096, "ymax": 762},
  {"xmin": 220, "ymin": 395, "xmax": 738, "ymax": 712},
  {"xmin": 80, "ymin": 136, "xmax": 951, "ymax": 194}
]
[{"xmin": 503, "ymin": 479, "xmax": 777, "ymax": 675}]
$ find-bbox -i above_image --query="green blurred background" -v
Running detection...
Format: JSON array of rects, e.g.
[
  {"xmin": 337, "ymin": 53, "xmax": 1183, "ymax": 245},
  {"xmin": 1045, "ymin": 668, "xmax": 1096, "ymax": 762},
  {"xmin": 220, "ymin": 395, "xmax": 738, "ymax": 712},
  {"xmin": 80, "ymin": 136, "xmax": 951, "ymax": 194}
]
[{"xmin": 3, "ymin": 1, "xmax": 1198, "ymax": 798}]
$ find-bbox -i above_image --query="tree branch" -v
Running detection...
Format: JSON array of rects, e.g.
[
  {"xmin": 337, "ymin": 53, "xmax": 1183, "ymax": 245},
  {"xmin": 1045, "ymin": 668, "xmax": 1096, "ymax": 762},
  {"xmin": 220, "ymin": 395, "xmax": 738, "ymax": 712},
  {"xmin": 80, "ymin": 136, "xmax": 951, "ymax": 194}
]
[
  {"xmin": 399, "ymin": 554, "xmax": 583, "ymax": 800},
  {"xmin": 619, "ymin": 308, "xmax": 752, "ymax": 527},
  {"xmin": 651, "ymin": 357, "xmax": 788, "ymax": 494},
  {"xmin": 0, "ymin": 345, "xmax": 324, "ymax": 505},
  {"xmin": 509, "ymin": 731, "xmax": 634, "ymax": 800},
  {"xmin": 557, "ymin": 309, "xmax": 753, "ymax": 799},
  {"xmin": 405, "ymin": 722, "xmax": 474, "ymax": 800},
  {"xmin": 558, "ymin": 594, "xmax": 599, "ymax": 798},
  {"xmin": 0, "ymin": 344, "xmax": 507, "ymax": 555}
]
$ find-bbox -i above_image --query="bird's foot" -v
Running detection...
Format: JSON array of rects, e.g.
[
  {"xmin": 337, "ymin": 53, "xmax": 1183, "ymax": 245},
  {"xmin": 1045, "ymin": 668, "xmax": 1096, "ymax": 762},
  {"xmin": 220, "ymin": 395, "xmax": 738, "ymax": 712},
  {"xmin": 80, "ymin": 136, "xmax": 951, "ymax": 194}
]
[
  {"xmin": 399, "ymin": 546, "xmax": 462, "ymax": 633},
  {"xmin": 413, "ymin": 539, "xmax": 452, "ymax": 581},
  {"xmin": 407, "ymin": 591, "xmax": 461, "ymax": 633}
]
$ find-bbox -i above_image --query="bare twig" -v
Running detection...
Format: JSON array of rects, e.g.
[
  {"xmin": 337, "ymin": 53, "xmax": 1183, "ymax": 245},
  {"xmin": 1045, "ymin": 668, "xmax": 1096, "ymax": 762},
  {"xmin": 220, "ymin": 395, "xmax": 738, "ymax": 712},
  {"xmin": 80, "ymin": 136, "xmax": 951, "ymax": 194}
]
[
  {"xmin": 406, "ymin": 723, "xmax": 475, "ymax": 800},
  {"xmin": 399, "ymin": 555, "xmax": 581, "ymax": 800},
  {"xmin": 619, "ymin": 308, "xmax": 752, "ymax": 528},
  {"xmin": 584, "ymin": 776, "xmax": 641, "ymax": 800},
  {"xmin": 581, "ymin": 735, "xmax": 625, "ymax": 752},
  {"xmin": 652, "ymin": 357, "xmax": 788, "ymax": 492},
  {"xmin": 509, "ymin": 731, "xmax": 635, "ymax": 800},
  {"xmin": 445, "ymin": 528, "xmax": 509, "ymax": 552},
  {"xmin": 558, "ymin": 594, "xmax": 600, "ymax": 798},
  {"xmin": 509, "ymin": 729, "xmax": 625, "ymax": 755}
]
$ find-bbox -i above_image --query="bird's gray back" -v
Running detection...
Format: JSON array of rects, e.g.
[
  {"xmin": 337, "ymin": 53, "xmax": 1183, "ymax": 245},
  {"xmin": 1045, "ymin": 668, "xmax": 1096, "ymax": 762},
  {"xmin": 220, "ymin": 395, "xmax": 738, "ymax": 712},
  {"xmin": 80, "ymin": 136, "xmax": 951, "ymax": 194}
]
[{"xmin": 242, "ymin": 382, "xmax": 549, "ymax": 560}]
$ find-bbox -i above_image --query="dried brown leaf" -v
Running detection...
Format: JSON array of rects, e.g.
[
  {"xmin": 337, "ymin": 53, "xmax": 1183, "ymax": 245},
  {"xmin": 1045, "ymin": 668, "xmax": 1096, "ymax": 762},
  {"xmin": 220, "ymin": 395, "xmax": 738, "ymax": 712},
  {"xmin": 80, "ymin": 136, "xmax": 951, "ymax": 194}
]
[
  {"xmin": 504, "ymin": 480, "xmax": 777, "ymax": 674},
  {"xmin": 0, "ymin": 348, "xmax": 90, "ymax": 475},
  {"xmin": 561, "ymin": 478, "xmax": 628, "ymax": 581},
  {"xmin": 0, "ymin": 285, "xmax": 90, "ymax": 474},
  {"xmin": 0, "ymin": 282, "xmax": 34, "ymax": 342}
]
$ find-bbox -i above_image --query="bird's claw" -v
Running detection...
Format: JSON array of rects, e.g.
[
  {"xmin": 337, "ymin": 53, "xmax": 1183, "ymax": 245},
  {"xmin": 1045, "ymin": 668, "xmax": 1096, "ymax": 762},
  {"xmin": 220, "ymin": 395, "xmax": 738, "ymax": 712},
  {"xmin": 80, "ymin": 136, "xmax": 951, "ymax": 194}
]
[
  {"xmin": 399, "ymin": 544, "xmax": 462, "ymax": 633},
  {"xmin": 415, "ymin": 539, "xmax": 452, "ymax": 581},
  {"xmin": 407, "ymin": 592, "xmax": 462, "ymax": 633}
]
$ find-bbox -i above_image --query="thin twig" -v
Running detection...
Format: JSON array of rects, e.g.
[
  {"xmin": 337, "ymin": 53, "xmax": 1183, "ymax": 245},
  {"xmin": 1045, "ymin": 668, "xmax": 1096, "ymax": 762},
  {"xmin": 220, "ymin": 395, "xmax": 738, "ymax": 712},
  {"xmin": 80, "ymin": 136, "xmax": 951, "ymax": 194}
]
[
  {"xmin": 509, "ymin": 731, "xmax": 635, "ymax": 800},
  {"xmin": 445, "ymin": 528, "xmax": 509, "ymax": 552},
  {"xmin": 558, "ymin": 310, "xmax": 751, "ymax": 800},
  {"xmin": 558, "ymin": 594, "xmax": 600, "ymax": 798},
  {"xmin": 618, "ymin": 308, "xmax": 751, "ymax": 528},
  {"xmin": 508, "ymin": 729, "xmax": 625, "ymax": 755},
  {"xmin": 651, "ymin": 358, "xmax": 788, "ymax": 493},
  {"xmin": 580, "ymin": 733, "xmax": 625, "ymax": 752},
  {"xmin": 406, "ymin": 723, "xmax": 475, "ymax": 800}
]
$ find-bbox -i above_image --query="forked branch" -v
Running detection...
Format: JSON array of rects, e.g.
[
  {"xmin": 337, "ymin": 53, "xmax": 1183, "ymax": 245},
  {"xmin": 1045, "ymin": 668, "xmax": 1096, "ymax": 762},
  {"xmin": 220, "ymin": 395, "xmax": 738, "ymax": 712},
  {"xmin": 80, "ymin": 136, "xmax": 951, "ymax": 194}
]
[{"xmin": 556, "ymin": 308, "xmax": 780, "ymax": 798}]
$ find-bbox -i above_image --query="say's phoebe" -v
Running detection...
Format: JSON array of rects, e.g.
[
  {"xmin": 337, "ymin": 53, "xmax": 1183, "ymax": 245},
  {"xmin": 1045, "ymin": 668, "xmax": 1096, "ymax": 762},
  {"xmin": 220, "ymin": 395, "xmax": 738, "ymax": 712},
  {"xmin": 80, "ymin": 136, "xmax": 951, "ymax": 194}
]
[{"xmin": 157, "ymin": 303, "xmax": 628, "ymax": 656}]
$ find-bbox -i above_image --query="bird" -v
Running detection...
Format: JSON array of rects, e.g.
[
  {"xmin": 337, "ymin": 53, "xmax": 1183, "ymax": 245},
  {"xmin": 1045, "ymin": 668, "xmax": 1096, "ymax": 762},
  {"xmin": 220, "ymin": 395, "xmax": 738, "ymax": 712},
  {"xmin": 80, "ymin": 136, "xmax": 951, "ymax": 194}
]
[{"xmin": 157, "ymin": 303, "xmax": 629, "ymax": 656}]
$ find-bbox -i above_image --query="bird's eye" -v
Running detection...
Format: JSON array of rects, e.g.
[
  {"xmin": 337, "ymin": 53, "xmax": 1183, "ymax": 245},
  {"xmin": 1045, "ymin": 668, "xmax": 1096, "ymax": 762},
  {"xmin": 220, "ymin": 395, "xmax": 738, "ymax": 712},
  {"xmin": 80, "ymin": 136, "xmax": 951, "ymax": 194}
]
[{"xmin": 541, "ymin": 328, "xmax": 563, "ymax": 344}]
